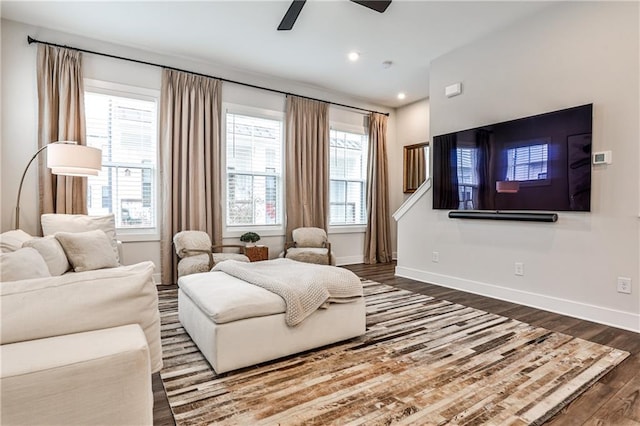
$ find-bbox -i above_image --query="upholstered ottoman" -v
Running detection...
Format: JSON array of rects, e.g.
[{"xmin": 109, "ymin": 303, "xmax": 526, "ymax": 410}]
[{"xmin": 178, "ymin": 270, "xmax": 366, "ymax": 373}]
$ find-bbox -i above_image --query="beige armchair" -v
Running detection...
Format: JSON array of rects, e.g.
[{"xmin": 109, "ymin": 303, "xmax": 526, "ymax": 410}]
[
  {"xmin": 173, "ymin": 230, "xmax": 249, "ymax": 277},
  {"xmin": 284, "ymin": 227, "xmax": 335, "ymax": 265}
]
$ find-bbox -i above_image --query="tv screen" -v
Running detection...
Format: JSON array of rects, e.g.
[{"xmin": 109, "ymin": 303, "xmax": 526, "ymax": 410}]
[{"xmin": 432, "ymin": 104, "xmax": 593, "ymax": 212}]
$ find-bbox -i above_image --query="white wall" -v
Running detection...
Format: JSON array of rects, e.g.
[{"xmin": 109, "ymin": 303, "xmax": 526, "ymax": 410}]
[
  {"xmin": 1, "ymin": 19, "xmax": 397, "ymax": 280},
  {"xmin": 395, "ymin": 99, "xmax": 430, "ymax": 202},
  {"xmin": 396, "ymin": 2, "xmax": 640, "ymax": 332},
  {"xmin": 396, "ymin": 99, "xmax": 429, "ymax": 148}
]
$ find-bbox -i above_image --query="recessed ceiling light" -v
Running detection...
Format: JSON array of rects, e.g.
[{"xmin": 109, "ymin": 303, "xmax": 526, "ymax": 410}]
[
  {"xmin": 397, "ymin": 92, "xmax": 406, "ymax": 100},
  {"xmin": 348, "ymin": 51, "xmax": 360, "ymax": 62}
]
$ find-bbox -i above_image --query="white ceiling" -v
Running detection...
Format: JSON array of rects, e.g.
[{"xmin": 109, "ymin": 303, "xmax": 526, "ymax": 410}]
[{"xmin": 1, "ymin": 1, "xmax": 552, "ymax": 108}]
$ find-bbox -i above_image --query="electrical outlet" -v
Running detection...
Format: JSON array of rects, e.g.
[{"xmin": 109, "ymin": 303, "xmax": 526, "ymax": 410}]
[
  {"xmin": 432, "ymin": 252, "xmax": 439, "ymax": 263},
  {"xmin": 617, "ymin": 277, "xmax": 631, "ymax": 294},
  {"xmin": 514, "ymin": 262, "xmax": 524, "ymax": 276}
]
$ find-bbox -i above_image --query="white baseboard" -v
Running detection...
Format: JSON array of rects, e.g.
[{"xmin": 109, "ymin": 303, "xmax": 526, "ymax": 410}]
[
  {"xmin": 336, "ymin": 253, "xmax": 397, "ymax": 265},
  {"xmin": 396, "ymin": 266, "xmax": 640, "ymax": 333},
  {"xmin": 336, "ymin": 255, "xmax": 365, "ymax": 266}
]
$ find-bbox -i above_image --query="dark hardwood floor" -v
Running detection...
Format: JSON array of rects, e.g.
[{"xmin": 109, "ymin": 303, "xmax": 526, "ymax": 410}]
[{"xmin": 153, "ymin": 262, "xmax": 640, "ymax": 425}]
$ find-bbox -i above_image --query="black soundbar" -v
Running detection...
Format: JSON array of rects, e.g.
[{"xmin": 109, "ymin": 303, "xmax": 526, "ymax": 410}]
[{"xmin": 448, "ymin": 210, "xmax": 558, "ymax": 222}]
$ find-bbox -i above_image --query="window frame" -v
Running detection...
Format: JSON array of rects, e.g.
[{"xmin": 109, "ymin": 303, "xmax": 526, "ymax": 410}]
[
  {"xmin": 84, "ymin": 79, "xmax": 161, "ymax": 242},
  {"xmin": 222, "ymin": 103, "xmax": 285, "ymax": 238},
  {"xmin": 328, "ymin": 122, "xmax": 368, "ymax": 233},
  {"xmin": 504, "ymin": 138, "xmax": 552, "ymax": 188},
  {"xmin": 456, "ymin": 146, "xmax": 480, "ymax": 210}
]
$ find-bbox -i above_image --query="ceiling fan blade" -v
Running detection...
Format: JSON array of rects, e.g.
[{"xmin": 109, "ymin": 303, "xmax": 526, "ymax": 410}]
[
  {"xmin": 278, "ymin": 0, "xmax": 307, "ymax": 31},
  {"xmin": 350, "ymin": 0, "xmax": 392, "ymax": 13}
]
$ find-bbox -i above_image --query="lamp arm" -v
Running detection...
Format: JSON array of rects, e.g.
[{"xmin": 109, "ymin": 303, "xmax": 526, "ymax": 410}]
[
  {"xmin": 14, "ymin": 141, "xmax": 77, "ymax": 229},
  {"xmin": 15, "ymin": 144, "xmax": 51, "ymax": 229}
]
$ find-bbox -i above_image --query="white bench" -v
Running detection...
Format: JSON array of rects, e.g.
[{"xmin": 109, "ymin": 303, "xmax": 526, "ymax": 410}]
[{"xmin": 178, "ymin": 271, "xmax": 366, "ymax": 373}]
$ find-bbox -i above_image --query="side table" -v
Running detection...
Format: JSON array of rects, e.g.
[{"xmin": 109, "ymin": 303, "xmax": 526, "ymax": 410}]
[{"xmin": 244, "ymin": 246, "xmax": 269, "ymax": 262}]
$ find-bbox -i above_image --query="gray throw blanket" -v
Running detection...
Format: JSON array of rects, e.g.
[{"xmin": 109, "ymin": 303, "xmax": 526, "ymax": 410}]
[{"xmin": 213, "ymin": 258, "xmax": 363, "ymax": 326}]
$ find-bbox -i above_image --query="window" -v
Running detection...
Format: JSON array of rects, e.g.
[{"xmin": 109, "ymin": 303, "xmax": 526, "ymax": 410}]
[
  {"xmin": 330, "ymin": 129, "xmax": 368, "ymax": 226},
  {"xmin": 225, "ymin": 110, "xmax": 283, "ymax": 228},
  {"xmin": 85, "ymin": 81, "xmax": 158, "ymax": 235},
  {"xmin": 457, "ymin": 147, "xmax": 478, "ymax": 209},
  {"xmin": 506, "ymin": 141, "xmax": 549, "ymax": 182}
]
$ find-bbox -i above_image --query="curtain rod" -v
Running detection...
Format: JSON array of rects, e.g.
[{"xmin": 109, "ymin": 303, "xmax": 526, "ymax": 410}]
[{"xmin": 27, "ymin": 36, "xmax": 389, "ymax": 117}]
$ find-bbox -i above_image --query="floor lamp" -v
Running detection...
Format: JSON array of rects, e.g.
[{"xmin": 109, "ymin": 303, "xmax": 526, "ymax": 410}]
[{"xmin": 15, "ymin": 141, "xmax": 102, "ymax": 229}]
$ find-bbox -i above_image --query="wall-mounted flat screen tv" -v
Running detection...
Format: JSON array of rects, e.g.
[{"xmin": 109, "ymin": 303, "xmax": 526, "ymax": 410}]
[{"xmin": 432, "ymin": 104, "xmax": 593, "ymax": 212}]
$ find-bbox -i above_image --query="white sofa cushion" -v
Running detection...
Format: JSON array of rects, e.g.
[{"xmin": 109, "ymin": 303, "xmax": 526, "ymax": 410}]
[
  {"xmin": 285, "ymin": 247, "xmax": 334, "ymax": 265},
  {"xmin": 0, "ymin": 229, "xmax": 33, "ymax": 253},
  {"xmin": 178, "ymin": 271, "xmax": 285, "ymax": 324},
  {"xmin": 22, "ymin": 236, "xmax": 70, "ymax": 276},
  {"xmin": 0, "ymin": 248, "xmax": 51, "ymax": 282},
  {"xmin": 0, "ymin": 261, "xmax": 162, "ymax": 373},
  {"xmin": 1, "ymin": 324, "xmax": 152, "ymax": 426},
  {"xmin": 55, "ymin": 229, "xmax": 119, "ymax": 272},
  {"xmin": 41, "ymin": 213, "xmax": 120, "ymax": 263}
]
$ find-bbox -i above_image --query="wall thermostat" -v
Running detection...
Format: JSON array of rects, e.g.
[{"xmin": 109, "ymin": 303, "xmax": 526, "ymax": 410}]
[{"xmin": 593, "ymin": 151, "xmax": 612, "ymax": 165}]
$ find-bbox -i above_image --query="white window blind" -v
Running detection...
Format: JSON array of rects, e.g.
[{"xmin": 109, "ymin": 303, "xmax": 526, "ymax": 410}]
[
  {"xmin": 226, "ymin": 112, "xmax": 283, "ymax": 227},
  {"xmin": 456, "ymin": 147, "xmax": 478, "ymax": 186},
  {"xmin": 330, "ymin": 129, "xmax": 368, "ymax": 225},
  {"xmin": 85, "ymin": 88, "xmax": 158, "ymax": 231},
  {"xmin": 507, "ymin": 143, "xmax": 549, "ymax": 181}
]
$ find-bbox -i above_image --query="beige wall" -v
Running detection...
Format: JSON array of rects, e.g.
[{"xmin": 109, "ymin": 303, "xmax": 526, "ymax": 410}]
[
  {"xmin": 1, "ymin": 19, "xmax": 398, "ymax": 280},
  {"xmin": 396, "ymin": 2, "xmax": 640, "ymax": 331},
  {"xmin": 396, "ymin": 99, "xmax": 429, "ymax": 148}
]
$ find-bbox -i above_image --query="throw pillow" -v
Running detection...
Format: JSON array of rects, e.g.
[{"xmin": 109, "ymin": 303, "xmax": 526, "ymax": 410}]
[
  {"xmin": 0, "ymin": 247, "xmax": 51, "ymax": 281},
  {"xmin": 41, "ymin": 214, "xmax": 120, "ymax": 263},
  {"xmin": 22, "ymin": 236, "xmax": 71, "ymax": 276},
  {"xmin": 55, "ymin": 230, "xmax": 119, "ymax": 272},
  {"xmin": 0, "ymin": 229, "xmax": 33, "ymax": 253}
]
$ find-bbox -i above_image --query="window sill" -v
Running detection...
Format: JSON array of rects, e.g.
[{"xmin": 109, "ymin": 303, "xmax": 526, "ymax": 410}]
[
  {"xmin": 224, "ymin": 226, "xmax": 285, "ymax": 239},
  {"xmin": 116, "ymin": 230, "xmax": 160, "ymax": 243},
  {"xmin": 328, "ymin": 225, "xmax": 367, "ymax": 234}
]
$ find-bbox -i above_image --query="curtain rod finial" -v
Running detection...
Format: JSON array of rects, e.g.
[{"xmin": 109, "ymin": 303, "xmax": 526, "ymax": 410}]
[{"xmin": 27, "ymin": 36, "xmax": 36, "ymax": 44}]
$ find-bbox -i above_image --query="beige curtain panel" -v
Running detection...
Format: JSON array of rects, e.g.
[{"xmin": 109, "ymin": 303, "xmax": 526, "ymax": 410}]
[
  {"xmin": 406, "ymin": 147, "xmax": 426, "ymax": 189},
  {"xmin": 36, "ymin": 45, "xmax": 88, "ymax": 223},
  {"xmin": 364, "ymin": 112, "xmax": 392, "ymax": 264},
  {"xmin": 284, "ymin": 96, "xmax": 330, "ymax": 239},
  {"xmin": 160, "ymin": 69, "xmax": 223, "ymax": 284}
]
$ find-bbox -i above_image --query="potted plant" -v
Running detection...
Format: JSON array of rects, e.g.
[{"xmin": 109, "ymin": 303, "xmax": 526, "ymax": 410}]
[{"xmin": 240, "ymin": 232, "xmax": 261, "ymax": 247}]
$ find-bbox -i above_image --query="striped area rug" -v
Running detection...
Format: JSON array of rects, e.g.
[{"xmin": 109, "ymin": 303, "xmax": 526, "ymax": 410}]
[{"xmin": 158, "ymin": 280, "xmax": 629, "ymax": 425}]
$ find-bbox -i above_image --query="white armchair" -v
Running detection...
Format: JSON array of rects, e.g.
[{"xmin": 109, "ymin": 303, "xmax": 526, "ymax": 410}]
[
  {"xmin": 173, "ymin": 230, "xmax": 249, "ymax": 277},
  {"xmin": 284, "ymin": 227, "xmax": 335, "ymax": 265}
]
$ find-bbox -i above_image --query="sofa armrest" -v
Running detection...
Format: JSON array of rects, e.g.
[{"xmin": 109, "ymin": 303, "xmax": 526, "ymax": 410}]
[
  {"xmin": 0, "ymin": 261, "xmax": 162, "ymax": 373},
  {"xmin": 1, "ymin": 325, "xmax": 152, "ymax": 426}
]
